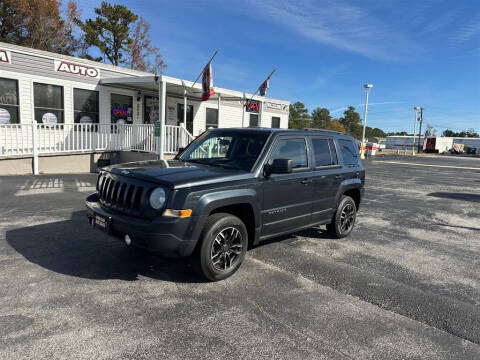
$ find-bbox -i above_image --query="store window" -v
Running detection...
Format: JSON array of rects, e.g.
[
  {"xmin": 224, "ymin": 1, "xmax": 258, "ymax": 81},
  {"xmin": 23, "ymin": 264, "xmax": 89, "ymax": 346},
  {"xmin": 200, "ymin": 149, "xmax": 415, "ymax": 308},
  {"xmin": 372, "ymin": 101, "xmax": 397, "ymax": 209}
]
[
  {"xmin": 177, "ymin": 103, "xmax": 193, "ymax": 134},
  {"xmin": 271, "ymin": 116, "xmax": 280, "ymax": 128},
  {"xmin": 249, "ymin": 114, "xmax": 259, "ymax": 127},
  {"xmin": 0, "ymin": 77, "xmax": 19, "ymax": 124},
  {"xmin": 144, "ymin": 96, "xmax": 158, "ymax": 124},
  {"xmin": 34, "ymin": 83, "xmax": 64, "ymax": 124},
  {"xmin": 206, "ymin": 108, "xmax": 218, "ymax": 128},
  {"xmin": 74, "ymin": 89, "xmax": 99, "ymax": 123},
  {"xmin": 111, "ymin": 93, "xmax": 133, "ymax": 124}
]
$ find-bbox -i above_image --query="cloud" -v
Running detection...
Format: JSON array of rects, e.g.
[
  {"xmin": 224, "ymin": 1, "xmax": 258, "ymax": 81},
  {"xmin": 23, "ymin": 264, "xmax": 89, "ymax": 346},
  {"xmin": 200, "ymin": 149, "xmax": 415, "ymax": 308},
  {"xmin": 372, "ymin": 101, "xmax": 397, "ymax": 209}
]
[
  {"xmin": 243, "ymin": 0, "xmax": 420, "ymax": 61},
  {"xmin": 331, "ymin": 102, "xmax": 403, "ymax": 114},
  {"xmin": 450, "ymin": 15, "xmax": 480, "ymax": 44}
]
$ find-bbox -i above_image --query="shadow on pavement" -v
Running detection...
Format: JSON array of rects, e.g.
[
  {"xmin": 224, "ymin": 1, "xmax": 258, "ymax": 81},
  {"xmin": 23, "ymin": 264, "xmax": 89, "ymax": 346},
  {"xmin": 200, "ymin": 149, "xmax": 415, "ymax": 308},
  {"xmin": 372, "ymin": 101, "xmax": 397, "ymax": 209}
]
[
  {"xmin": 6, "ymin": 211, "xmax": 205, "ymax": 283},
  {"xmin": 427, "ymin": 192, "xmax": 480, "ymax": 203}
]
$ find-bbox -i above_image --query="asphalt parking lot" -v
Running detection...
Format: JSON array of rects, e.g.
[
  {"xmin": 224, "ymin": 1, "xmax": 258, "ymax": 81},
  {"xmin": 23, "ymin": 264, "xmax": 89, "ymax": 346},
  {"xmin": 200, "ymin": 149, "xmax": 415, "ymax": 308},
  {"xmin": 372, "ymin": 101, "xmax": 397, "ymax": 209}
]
[{"xmin": 1, "ymin": 155, "xmax": 479, "ymax": 359}]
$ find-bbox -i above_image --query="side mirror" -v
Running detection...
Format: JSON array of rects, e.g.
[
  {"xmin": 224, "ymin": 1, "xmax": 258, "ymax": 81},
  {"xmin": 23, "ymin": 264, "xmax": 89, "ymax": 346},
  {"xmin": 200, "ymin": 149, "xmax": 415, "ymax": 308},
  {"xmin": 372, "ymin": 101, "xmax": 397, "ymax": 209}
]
[{"xmin": 265, "ymin": 159, "xmax": 292, "ymax": 176}]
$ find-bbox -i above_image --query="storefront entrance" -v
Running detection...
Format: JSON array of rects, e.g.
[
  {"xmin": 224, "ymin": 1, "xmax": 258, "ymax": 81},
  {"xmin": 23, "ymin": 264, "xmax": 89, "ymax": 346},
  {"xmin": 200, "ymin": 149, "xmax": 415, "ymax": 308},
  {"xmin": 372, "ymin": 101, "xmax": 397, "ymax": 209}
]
[{"xmin": 177, "ymin": 103, "xmax": 193, "ymax": 134}]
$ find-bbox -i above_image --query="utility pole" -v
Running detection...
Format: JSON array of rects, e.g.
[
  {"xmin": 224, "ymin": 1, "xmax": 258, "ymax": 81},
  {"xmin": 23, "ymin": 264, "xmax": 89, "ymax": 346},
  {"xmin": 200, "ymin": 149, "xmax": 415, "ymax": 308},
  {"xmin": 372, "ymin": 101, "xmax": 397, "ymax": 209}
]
[
  {"xmin": 361, "ymin": 84, "xmax": 373, "ymax": 160},
  {"xmin": 417, "ymin": 107, "xmax": 424, "ymax": 153}
]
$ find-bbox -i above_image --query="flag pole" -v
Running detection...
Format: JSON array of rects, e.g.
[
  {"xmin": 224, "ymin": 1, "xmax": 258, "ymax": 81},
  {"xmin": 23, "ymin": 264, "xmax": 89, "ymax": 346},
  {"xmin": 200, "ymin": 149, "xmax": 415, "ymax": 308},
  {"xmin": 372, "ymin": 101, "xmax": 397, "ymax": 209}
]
[{"xmin": 191, "ymin": 49, "xmax": 220, "ymax": 88}]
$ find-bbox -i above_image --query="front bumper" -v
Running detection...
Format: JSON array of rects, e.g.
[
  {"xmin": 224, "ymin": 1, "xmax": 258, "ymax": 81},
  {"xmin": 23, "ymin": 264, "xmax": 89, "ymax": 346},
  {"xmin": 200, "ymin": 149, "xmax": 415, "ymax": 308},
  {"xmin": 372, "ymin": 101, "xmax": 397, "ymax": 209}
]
[{"xmin": 85, "ymin": 193, "xmax": 198, "ymax": 257}]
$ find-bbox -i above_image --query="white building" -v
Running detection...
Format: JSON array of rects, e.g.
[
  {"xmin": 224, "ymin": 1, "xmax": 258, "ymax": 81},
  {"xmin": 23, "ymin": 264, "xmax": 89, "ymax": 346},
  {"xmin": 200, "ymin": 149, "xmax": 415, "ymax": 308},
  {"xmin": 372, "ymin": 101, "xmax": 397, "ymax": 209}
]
[
  {"xmin": 386, "ymin": 135, "xmax": 480, "ymax": 153},
  {"xmin": 0, "ymin": 42, "xmax": 289, "ymax": 150}
]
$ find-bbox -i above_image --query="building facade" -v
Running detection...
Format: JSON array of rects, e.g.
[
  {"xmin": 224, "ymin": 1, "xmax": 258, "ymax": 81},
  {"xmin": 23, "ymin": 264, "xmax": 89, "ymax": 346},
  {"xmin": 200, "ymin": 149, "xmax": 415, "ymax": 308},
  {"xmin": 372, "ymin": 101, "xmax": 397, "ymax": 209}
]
[{"xmin": 0, "ymin": 42, "xmax": 289, "ymax": 137}]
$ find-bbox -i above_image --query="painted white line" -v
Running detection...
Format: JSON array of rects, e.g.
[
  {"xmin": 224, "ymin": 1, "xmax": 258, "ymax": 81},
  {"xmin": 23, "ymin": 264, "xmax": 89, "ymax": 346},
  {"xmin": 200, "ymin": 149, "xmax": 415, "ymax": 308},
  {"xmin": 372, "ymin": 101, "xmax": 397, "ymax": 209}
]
[{"xmin": 373, "ymin": 161, "xmax": 480, "ymax": 171}]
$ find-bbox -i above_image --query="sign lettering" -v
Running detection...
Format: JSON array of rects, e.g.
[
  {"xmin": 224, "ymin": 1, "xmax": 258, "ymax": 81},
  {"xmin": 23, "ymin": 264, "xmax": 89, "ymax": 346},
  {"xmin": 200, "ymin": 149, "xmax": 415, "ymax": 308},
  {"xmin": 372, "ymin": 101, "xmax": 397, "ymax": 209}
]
[
  {"xmin": 0, "ymin": 49, "xmax": 11, "ymax": 64},
  {"xmin": 245, "ymin": 100, "xmax": 260, "ymax": 113},
  {"xmin": 265, "ymin": 101, "xmax": 289, "ymax": 113},
  {"xmin": 54, "ymin": 60, "xmax": 100, "ymax": 78}
]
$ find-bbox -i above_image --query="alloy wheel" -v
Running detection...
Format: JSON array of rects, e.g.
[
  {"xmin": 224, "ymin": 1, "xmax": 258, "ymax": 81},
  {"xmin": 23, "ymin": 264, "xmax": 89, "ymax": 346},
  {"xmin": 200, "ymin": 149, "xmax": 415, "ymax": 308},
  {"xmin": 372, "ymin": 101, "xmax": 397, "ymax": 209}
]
[{"xmin": 210, "ymin": 227, "xmax": 243, "ymax": 271}]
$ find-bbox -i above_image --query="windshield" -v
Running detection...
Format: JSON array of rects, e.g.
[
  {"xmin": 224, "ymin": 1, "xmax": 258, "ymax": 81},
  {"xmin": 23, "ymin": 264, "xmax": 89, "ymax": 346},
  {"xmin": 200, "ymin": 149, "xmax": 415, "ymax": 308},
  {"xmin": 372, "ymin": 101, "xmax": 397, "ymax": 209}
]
[{"xmin": 179, "ymin": 131, "xmax": 270, "ymax": 171}]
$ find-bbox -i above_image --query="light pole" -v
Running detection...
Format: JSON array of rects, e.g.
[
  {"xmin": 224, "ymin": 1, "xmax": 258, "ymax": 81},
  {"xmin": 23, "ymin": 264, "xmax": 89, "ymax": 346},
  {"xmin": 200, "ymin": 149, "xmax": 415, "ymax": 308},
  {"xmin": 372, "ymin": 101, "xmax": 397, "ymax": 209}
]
[
  {"xmin": 417, "ymin": 107, "xmax": 424, "ymax": 153},
  {"xmin": 412, "ymin": 106, "xmax": 421, "ymax": 155},
  {"xmin": 361, "ymin": 84, "xmax": 373, "ymax": 159}
]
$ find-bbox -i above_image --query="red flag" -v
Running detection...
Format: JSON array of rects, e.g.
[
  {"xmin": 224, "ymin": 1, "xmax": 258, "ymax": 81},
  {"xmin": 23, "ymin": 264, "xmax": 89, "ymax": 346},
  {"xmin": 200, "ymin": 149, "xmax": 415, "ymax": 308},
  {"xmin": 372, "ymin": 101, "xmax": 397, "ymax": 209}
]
[
  {"xmin": 201, "ymin": 63, "xmax": 215, "ymax": 101},
  {"xmin": 259, "ymin": 79, "xmax": 269, "ymax": 96}
]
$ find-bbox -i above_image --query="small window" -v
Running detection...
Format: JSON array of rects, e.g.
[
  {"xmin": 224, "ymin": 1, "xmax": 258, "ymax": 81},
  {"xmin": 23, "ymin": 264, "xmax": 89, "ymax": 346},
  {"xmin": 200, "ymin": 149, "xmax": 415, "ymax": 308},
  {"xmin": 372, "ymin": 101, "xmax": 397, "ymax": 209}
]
[
  {"xmin": 339, "ymin": 139, "xmax": 359, "ymax": 166},
  {"xmin": 34, "ymin": 83, "xmax": 64, "ymax": 124},
  {"xmin": 0, "ymin": 77, "xmax": 19, "ymax": 124},
  {"xmin": 269, "ymin": 138, "xmax": 308, "ymax": 169},
  {"xmin": 249, "ymin": 114, "xmax": 259, "ymax": 127},
  {"xmin": 74, "ymin": 89, "xmax": 99, "ymax": 123},
  {"xmin": 312, "ymin": 138, "xmax": 333, "ymax": 166},
  {"xmin": 271, "ymin": 116, "xmax": 280, "ymax": 128},
  {"xmin": 111, "ymin": 93, "xmax": 133, "ymax": 124},
  {"xmin": 206, "ymin": 108, "xmax": 218, "ymax": 128}
]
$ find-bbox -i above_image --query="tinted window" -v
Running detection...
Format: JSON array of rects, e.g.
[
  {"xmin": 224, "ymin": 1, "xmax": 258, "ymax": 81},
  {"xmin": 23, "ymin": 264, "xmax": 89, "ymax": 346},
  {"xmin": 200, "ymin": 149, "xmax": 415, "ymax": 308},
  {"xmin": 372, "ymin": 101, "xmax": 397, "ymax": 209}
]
[
  {"xmin": 312, "ymin": 138, "xmax": 333, "ymax": 166},
  {"xmin": 328, "ymin": 139, "xmax": 338, "ymax": 164},
  {"xmin": 34, "ymin": 83, "xmax": 64, "ymax": 124},
  {"xmin": 249, "ymin": 114, "xmax": 259, "ymax": 127},
  {"xmin": 206, "ymin": 108, "xmax": 218, "ymax": 128},
  {"xmin": 271, "ymin": 116, "xmax": 280, "ymax": 128},
  {"xmin": 339, "ymin": 139, "xmax": 359, "ymax": 166},
  {"xmin": 0, "ymin": 77, "xmax": 19, "ymax": 124},
  {"xmin": 269, "ymin": 138, "xmax": 308, "ymax": 169},
  {"xmin": 74, "ymin": 89, "xmax": 99, "ymax": 123}
]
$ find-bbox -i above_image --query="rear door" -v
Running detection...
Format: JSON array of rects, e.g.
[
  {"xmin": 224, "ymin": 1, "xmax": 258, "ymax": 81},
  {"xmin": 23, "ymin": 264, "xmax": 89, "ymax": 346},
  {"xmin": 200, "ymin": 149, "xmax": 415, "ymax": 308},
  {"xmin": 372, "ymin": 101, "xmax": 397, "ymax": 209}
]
[
  {"xmin": 309, "ymin": 136, "xmax": 342, "ymax": 223},
  {"xmin": 261, "ymin": 136, "xmax": 314, "ymax": 237},
  {"xmin": 337, "ymin": 138, "xmax": 363, "ymax": 182}
]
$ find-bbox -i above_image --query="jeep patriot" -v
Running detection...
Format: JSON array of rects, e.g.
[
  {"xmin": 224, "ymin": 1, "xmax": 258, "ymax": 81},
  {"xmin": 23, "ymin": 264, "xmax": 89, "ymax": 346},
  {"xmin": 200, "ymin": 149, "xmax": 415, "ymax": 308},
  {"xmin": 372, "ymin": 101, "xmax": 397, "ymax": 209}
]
[{"xmin": 86, "ymin": 128, "xmax": 365, "ymax": 280}]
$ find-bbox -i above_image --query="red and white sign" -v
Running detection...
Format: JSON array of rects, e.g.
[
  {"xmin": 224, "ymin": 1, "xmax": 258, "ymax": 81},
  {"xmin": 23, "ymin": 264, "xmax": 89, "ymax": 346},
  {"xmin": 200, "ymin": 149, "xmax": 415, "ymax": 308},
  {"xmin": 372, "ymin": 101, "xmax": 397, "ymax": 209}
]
[
  {"xmin": 54, "ymin": 60, "xmax": 100, "ymax": 78},
  {"xmin": 42, "ymin": 112, "xmax": 58, "ymax": 125},
  {"xmin": 265, "ymin": 101, "xmax": 288, "ymax": 113},
  {"xmin": 0, "ymin": 49, "xmax": 11, "ymax": 64}
]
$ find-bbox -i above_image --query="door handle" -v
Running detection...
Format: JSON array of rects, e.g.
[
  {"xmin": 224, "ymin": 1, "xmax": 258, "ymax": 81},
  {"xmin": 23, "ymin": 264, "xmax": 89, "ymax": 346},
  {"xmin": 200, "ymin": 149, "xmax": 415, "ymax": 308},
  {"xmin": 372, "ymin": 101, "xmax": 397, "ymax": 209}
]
[
  {"xmin": 300, "ymin": 178, "xmax": 312, "ymax": 184},
  {"xmin": 335, "ymin": 175, "xmax": 343, "ymax": 180}
]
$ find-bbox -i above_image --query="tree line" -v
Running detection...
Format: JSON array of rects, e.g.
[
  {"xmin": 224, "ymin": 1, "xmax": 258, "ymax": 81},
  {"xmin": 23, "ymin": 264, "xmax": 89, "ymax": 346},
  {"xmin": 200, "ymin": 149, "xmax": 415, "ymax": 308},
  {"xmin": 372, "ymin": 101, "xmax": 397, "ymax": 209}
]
[
  {"xmin": 288, "ymin": 102, "xmax": 387, "ymax": 140},
  {"xmin": 0, "ymin": 0, "xmax": 166, "ymax": 73}
]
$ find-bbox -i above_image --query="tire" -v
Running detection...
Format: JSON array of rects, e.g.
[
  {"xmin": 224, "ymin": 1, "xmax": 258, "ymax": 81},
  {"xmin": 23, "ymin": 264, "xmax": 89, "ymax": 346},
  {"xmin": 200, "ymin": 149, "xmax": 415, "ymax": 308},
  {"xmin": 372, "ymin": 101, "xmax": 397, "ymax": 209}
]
[
  {"xmin": 197, "ymin": 213, "xmax": 248, "ymax": 281},
  {"xmin": 326, "ymin": 195, "xmax": 357, "ymax": 238}
]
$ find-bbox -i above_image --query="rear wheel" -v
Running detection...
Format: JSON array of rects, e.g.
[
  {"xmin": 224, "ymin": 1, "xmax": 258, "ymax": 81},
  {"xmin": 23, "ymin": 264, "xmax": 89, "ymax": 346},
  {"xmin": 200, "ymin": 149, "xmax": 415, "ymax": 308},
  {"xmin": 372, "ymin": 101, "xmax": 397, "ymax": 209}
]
[
  {"xmin": 326, "ymin": 195, "xmax": 357, "ymax": 238},
  {"xmin": 197, "ymin": 213, "xmax": 248, "ymax": 281}
]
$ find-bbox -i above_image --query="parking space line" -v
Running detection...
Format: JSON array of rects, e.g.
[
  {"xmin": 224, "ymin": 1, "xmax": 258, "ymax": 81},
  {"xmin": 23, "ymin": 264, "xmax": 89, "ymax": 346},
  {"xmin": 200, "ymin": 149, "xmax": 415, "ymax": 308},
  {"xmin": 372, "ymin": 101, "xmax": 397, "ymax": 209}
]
[{"xmin": 373, "ymin": 161, "xmax": 480, "ymax": 170}]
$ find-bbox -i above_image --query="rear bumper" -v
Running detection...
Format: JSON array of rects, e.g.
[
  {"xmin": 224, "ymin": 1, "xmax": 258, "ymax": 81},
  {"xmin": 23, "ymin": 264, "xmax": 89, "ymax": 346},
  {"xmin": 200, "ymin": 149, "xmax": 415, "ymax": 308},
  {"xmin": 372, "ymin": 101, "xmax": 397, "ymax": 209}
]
[{"xmin": 85, "ymin": 193, "xmax": 198, "ymax": 257}]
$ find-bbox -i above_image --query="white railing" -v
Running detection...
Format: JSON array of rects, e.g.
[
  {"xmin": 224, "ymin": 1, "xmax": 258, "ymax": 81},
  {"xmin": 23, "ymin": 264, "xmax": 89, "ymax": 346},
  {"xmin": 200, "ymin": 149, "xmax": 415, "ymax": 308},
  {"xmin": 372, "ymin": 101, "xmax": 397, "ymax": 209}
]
[{"xmin": 0, "ymin": 123, "xmax": 194, "ymax": 158}]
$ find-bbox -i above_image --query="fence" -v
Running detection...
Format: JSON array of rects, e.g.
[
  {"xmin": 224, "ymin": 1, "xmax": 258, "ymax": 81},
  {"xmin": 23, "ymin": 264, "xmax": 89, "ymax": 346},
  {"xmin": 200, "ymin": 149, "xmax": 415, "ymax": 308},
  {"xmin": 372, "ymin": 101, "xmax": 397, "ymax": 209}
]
[{"xmin": 0, "ymin": 122, "xmax": 193, "ymax": 158}]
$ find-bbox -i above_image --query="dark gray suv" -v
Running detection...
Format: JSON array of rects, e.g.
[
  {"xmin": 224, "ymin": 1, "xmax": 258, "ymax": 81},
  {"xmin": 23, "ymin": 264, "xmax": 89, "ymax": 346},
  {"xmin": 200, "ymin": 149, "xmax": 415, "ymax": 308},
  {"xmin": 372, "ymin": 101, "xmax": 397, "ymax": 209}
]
[{"xmin": 86, "ymin": 128, "xmax": 365, "ymax": 280}]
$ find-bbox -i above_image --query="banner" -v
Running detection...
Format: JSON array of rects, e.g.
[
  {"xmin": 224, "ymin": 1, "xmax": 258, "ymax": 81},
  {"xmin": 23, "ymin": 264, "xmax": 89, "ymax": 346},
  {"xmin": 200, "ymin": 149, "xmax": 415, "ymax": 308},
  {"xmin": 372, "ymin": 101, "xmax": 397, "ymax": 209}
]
[
  {"xmin": 201, "ymin": 63, "xmax": 215, "ymax": 101},
  {"xmin": 259, "ymin": 79, "xmax": 269, "ymax": 96}
]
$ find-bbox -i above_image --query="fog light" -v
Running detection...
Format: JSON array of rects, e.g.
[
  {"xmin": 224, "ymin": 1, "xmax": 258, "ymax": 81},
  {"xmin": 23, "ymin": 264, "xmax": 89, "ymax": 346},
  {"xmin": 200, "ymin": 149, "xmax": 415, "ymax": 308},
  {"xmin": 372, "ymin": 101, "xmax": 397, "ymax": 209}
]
[{"xmin": 124, "ymin": 234, "xmax": 132, "ymax": 246}]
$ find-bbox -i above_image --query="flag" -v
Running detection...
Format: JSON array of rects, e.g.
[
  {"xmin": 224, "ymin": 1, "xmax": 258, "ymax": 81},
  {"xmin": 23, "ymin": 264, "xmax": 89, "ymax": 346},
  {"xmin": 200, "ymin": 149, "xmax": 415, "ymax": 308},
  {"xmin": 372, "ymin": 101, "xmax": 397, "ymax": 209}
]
[
  {"xmin": 201, "ymin": 63, "xmax": 215, "ymax": 101},
  {"xmin": 259, "ymin": 79, "xmax": 269, "ymax": 96}
]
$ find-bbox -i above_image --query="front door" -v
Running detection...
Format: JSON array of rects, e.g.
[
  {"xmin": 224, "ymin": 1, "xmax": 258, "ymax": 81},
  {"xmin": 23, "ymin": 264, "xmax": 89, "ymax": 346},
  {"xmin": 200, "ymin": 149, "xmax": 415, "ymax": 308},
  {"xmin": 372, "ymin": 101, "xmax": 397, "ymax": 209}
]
[
  {"xmin": 261, "ymin": 136, "xmax": 313, "ymax": 238},
  {"xmin": 177, "ymin": 104, "xmax": 193, "ymax": 134}
]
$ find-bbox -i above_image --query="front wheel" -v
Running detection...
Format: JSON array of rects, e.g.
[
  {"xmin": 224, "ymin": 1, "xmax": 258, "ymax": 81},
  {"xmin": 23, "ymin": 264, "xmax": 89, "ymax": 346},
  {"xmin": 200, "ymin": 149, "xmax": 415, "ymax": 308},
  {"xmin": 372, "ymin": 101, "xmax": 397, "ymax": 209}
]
[
  {"xmin": 197, "ymin": 213, "xmax": 248, "ymax": 281},
  {"xmin": 326, "ymin": 195, "xmax": 357, "ymax": 238}
]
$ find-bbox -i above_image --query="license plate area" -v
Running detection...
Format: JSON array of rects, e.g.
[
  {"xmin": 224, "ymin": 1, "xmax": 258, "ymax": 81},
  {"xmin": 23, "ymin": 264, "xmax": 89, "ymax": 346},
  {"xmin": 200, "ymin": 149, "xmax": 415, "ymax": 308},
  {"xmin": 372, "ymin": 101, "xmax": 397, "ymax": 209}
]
[{"xmin": 94, "ymin": 214, "xmax": 110, "ymax": 233}]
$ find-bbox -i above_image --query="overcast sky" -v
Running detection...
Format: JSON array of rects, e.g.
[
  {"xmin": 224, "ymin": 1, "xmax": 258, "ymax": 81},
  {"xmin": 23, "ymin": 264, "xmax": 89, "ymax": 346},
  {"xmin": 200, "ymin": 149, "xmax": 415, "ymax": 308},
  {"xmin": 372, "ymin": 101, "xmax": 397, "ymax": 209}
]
[{"xmin": 78, "ymin": 0, "xmax": 480, "ymax": 133}]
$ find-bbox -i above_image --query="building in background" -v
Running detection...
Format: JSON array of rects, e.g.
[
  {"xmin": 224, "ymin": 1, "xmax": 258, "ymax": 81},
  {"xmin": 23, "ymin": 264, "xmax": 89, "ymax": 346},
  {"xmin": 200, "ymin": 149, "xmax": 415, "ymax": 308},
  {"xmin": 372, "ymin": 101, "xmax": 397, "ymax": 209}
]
[{"xmin": 0, "ymin": 42, "xmax": 289, "ymax": 135}]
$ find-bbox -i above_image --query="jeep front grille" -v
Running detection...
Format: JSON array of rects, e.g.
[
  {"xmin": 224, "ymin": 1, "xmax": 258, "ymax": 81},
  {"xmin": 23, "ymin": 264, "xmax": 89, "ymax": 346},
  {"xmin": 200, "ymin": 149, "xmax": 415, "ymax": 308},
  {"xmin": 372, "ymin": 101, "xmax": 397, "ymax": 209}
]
[{"xmin": 97, "ymin": 172, "xmax": 152, "ymax": 217}]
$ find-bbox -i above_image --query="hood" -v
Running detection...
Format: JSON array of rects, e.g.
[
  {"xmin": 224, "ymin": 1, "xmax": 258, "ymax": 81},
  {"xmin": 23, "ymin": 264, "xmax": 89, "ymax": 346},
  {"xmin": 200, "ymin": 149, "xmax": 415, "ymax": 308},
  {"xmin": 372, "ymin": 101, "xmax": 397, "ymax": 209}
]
[{"xmin": 105, "ymin": 159, "xmax": 248, "ymax": 188}]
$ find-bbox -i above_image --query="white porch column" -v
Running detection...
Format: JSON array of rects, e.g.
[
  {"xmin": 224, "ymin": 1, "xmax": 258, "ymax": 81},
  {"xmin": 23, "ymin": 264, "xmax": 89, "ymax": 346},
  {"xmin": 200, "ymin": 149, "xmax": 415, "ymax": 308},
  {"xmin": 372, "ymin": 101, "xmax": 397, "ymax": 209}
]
[
  {"xmin": 157, "ymin": 78, "xmax": 166, "ymax": 160},
  {"xmin": 217, "ymin": 93, "xmax": 221, "ymax": 126},
  {"xmin": 183, "ymin": 88, "xmax": 187, "ymax": 128},
  {"xmin": 241, "ymin": 92, "xmax": 246, "ymax": 127}
]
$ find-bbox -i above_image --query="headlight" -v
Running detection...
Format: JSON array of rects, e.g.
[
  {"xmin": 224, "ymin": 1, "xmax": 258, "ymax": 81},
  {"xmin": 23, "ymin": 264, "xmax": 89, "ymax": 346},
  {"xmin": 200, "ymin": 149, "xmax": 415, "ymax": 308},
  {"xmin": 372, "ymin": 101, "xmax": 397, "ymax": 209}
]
[{"xmin": 149, "ymin": 187, "xmax": 166, "ymax": 209}]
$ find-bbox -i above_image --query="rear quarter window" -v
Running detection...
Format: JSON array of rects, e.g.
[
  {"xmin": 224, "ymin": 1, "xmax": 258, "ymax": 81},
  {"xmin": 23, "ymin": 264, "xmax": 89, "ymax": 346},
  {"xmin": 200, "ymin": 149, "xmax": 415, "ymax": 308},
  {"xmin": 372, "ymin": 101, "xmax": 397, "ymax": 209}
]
[{"xmin": 338, "ymin": 139, "xmax": 359, "ymax": 166}]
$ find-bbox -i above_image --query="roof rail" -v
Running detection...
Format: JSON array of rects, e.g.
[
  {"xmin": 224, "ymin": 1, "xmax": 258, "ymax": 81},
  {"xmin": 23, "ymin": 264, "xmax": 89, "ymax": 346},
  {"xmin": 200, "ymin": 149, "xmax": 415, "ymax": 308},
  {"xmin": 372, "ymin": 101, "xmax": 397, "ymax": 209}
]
[{"xmin": 302, "ymin": 128, "xmax": 343, "ymax": 134}]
